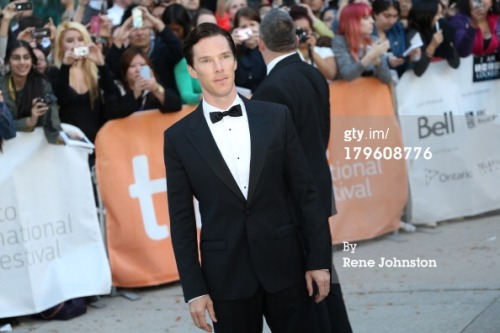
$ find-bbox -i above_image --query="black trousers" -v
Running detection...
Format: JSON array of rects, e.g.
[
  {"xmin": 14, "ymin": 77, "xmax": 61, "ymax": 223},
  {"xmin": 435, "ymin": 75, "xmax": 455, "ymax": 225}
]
[{"xmin": 212, "ymin": 282, "xmax": 313, "ymax": 333}]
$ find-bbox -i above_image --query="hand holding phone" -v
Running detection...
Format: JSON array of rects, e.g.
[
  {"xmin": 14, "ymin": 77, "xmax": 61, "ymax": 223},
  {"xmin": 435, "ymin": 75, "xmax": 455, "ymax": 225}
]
[
  {"xmin": 132, "ymin": 7, "xmax": 143, "ymax": 28},
  {"xmin": 139, "ymin": 65, "xmax": 151, "ymax": 80},
  {"xmin": 32, "ymin": 27, "xmax": 50, "ymax": 39},
  {"xmin": 90, "ymin": 16, "xmax": 101, "ymax": 35},
  {"xmin": 237, "ymin": 28, "xmax": 253, "ymax": 41},
  {"xmin": 15, "ymin": 1, "xmax": 33, "ymax": 11}
]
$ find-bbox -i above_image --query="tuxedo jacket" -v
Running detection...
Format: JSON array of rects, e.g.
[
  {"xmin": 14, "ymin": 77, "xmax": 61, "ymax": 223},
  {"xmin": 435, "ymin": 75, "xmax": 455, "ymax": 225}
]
[
  {"xmin": 252, "ymin": 53, "xmax": 336, "ymax": 216},
  {"xmin": 164, "ymin": 97, "xmax": 332, "ymax": 303}
]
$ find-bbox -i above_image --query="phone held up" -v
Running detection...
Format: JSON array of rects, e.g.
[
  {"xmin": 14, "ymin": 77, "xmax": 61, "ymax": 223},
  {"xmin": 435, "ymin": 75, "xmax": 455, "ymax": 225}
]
[
  {"xmin": 32, "ymin": 27, "xmax": 50, "ymax": 39},
  {"xmin": 14, "ymin": 1, "xmax": 33, "ymax": 11},
  {"xmin": 140, "ymin": 65, "xmax": 151, "ymax": 80},
  {"xmin": 90, "ymin": 16, "xmax": 101, "ymax": 36},
  {"xmin": 132, "ymin": 7, "xmax": 143, "ymax": 28}
]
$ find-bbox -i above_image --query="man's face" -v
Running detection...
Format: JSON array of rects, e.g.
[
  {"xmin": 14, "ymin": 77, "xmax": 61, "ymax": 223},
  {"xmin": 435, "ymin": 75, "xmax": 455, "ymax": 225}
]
[
  {"xmin": 129, "ymin": 27, "xmax": 151, "ymax": 49},
  {"xmin": 188, "ymin": 35, "xmax": 237, "ymax": 102}
]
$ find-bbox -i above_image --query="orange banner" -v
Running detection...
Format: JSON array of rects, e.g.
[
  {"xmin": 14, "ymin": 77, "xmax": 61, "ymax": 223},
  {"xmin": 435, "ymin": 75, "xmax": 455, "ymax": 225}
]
[
  {"xmin": 95, "ymin": 107, "xmax": 194, "ymax": 287},
  {"xmin": 328, "ymin": 78, "xmax": 408, "ymax": 244},
  {"xmin": 96, "ymin": 80, "xmax": 408, "ymax": 287}
]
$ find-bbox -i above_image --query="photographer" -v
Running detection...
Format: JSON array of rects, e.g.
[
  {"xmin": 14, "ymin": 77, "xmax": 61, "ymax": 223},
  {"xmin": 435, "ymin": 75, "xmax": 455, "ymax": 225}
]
[
  {"xmin": 49, "ymin": 21, "xmax": 119, "ymax": 154},
  {"xmin": 231, "ymin": 7, "xmax": 266, "ymax": 93},
  {"xmin": 106, "ymin": 5, "xmax": 183, "ymax": 97},
  {"xmin": 0, "ymin": 40, "xmax": 62, "ymax": 144},
  {"xmin": 290, "ymin": 4, "xmax": 337, "ymax": 81},
  {"xmin": 104, "ymin": 47, "xmax": 181, "ymax": 118}
]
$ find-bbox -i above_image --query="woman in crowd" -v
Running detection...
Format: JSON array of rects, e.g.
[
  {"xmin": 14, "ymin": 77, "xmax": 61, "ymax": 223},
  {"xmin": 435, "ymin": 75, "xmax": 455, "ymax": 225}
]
[
  {"xmin": 216, "ymin": 0, "xmax": 248, "ymax": 30},
  {"xmin": 372, "ymin": 0, "xmax": 412, "ymax": 77},
  {"xmin": 407, "ymin": 0, "xmax": 460, "ymax": 76},
  {"xmin": 0, "ymin": 40, "xmax": 61, "ymax": 143},
  {"xmin": 33, "ymin": 47, "xmax": 49, "ymax": 74},
  {"xmin": 0, "ymin": 90, "xmax": 16, "ymax": 151},
  {"xmin": 162, "ymin": 4, "xmax": 202, "ymax": 105},
  {"xmin": 290, "ymin": 5, "xmax": 337, "ymax": 81},
  {"xmin": 50, "ymin": 21, "xmax": 119, "ymax": 147},
  {"xmin": 320, "ymin": 5, "xmax": 337, "ymax": 33},
  {"xmin": 448, "ymin": 0, "xmax": 500, "ymax": 56},
  {"xmin": 105, "ymin": 47, "xmax": 181, "ymax": 117},
  {"xmin": 400, "ymin": 0, "xmax": 413, "ymax": 27},
  {"xmin": 231, "ymin": 7, "xmax": 267, "ymax": 92},
  {"xmin": 331, "ymin": 2, "xmax": 393, "ymax": 84}
]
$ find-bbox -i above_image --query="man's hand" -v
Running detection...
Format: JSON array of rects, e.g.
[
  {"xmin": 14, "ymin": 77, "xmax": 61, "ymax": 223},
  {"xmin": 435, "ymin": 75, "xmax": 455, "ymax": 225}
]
[
  {"xmin": 189, "ymin": 295, "xmax": 218, "ymax": 332},
  {"xmin": 305, "ymin": 270, "xmax": 330, "ymax": 303}
]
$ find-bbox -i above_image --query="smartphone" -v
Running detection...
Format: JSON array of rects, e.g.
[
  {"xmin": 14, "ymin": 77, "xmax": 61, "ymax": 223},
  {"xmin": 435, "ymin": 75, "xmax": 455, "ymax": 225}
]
[
  {"xmin": 132, "ymin": 7, "xmax": 143, "ymax": 28},
  {"xmin": 90, "ymin": 16, "xmax": 101, "ymax": 35},
  {"xmin": 15, "ymin": 1, "xmax": 33, "ymax": 11},
  {"xmin": 32, "ymin": 27, "xmax": 50, "ymax": 38},
  {"xmin": 472, "ymin": 0, "xmax": 482, "ymax": 6},
  {"xmin": 435, "ymin": 20, "xmax": 440, "ymax": 32},
  {"xmin": 237, "ymin": 28, "xmax": 252, "ymax": 41},
  {"xmin": 140, "ymin": 65, "xmax": 151, "ymax": 80}
]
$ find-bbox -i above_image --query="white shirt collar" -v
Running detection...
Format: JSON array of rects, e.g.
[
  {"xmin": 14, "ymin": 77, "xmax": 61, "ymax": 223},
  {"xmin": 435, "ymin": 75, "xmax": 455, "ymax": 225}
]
[{"xmin": 266, "ymin": 51, "xmax": 297, "ymax": 75}]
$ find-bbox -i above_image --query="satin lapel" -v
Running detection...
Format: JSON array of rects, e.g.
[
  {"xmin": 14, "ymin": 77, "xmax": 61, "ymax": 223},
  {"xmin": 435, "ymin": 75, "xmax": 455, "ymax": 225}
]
[
  {"xmin": 185, "ymin": 107, "xmax": 246, "ymax": 202},
  {"xmin": 246, "ymin": 100, "xmax": 269, "ymax": 206}
]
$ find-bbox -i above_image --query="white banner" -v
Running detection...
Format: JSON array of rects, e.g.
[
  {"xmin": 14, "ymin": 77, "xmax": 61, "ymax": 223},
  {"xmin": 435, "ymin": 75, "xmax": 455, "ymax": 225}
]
[
  {"xmin": 0, "ymin": 128, "xmax": 111, "ymax": 317},
  {"xmin": 397, "ymin": 56, "xmax": 500, "ymax": 224}
]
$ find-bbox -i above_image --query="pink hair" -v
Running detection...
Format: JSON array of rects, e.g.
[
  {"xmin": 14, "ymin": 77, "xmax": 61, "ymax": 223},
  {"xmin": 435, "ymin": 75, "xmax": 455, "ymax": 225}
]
[{"xmin": 338, "ymin": 3, "xmax": 373, "ymax": 61}]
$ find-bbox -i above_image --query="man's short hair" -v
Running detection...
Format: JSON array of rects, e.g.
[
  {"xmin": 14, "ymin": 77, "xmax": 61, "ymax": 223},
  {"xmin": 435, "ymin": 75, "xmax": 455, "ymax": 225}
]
[
  {"xmin": 259, "ymin": 9, "xmax": 297, "ymax": 53},
  {"xmin": 183, "ymin": 23, "xmax": 236, "ymax": 67}
]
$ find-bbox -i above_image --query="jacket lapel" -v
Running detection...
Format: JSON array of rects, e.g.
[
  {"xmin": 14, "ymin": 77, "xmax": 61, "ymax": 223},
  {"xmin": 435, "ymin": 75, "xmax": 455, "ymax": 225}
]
[
  {"xmin": 185, "ymin": 105, "xmax": 246, "ymax": 202},
  {"xmin": 245, "ymin": 99, "xmax": 269, "ymax": 206}
]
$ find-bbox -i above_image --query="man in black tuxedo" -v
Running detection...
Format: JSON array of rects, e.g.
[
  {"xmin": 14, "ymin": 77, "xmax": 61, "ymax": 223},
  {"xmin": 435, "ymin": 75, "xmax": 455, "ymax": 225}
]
[
  {"xmin": 163, "ymin": 23, "xmax": 332, "ymax": 333},
  {"xmin": 252, "ymin": 9, "xmax": 352, "ymax": 333}
]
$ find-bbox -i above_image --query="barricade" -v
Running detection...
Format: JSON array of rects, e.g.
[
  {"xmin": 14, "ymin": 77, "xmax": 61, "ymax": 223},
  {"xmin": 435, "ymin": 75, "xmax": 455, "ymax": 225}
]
[
  {"xmin": 397, "ymin": 55, "xmax": 500, "ymax": 224},
  {"xmin": 0, "ymin": 128, "xmax": 111, "ymax": 317},
  {"xmin": 95, "ymin": 107, "xmax": 195, "ymax": 287},
  {"xmin": 328, "ymin": 78, "xmax": 408, "ymax": 243}
]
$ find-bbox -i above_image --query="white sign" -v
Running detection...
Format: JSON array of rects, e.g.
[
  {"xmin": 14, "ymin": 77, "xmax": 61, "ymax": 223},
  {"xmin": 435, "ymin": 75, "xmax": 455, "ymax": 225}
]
[
  {"xmin": 0, "ymin": 129, "xmax": 111, "ymax": 317},
  {"xmin": 397, "ymin": 56, "xmax": 500, "ymax": 224}
]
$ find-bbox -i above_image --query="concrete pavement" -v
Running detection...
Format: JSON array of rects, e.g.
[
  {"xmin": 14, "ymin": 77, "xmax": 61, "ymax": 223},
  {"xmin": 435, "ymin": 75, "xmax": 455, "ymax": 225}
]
[{"xmin": 4, "ymin": 213, "xmax": 500, "ymax": 333}]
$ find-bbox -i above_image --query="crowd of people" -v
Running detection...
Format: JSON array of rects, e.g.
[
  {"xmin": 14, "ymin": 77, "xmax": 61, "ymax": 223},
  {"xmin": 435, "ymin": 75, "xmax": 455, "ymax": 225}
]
[{"xmin": 0, "ymin": 0, "xmax": 498, "ymax": 149}]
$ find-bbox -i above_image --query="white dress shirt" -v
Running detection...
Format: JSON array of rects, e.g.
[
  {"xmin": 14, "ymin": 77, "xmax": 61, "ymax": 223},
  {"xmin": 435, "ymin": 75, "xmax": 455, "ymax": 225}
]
[{"xmin": 202, "ymin": 96, "xmax": 251, "ymax": 199}]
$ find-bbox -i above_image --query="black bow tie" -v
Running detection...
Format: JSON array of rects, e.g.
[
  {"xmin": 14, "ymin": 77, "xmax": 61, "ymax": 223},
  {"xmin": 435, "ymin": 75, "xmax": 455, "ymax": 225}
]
[{"xmin": 209, "ymin": 105, "xmax": 243, "ymax": 123}]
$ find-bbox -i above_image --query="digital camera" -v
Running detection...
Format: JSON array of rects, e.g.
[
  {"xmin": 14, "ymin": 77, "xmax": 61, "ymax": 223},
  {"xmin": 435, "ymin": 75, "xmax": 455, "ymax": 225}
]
[
  {"xmin": 295, "ymin": 28, "xmax": 308, "ymax": 44},
  {"xmin": 74, "ymin": 46, "xmax": 89, "ymax": 57},
  {"xmin": 38, "ymin": 93, "xmax": 58, "ymax": 105}
]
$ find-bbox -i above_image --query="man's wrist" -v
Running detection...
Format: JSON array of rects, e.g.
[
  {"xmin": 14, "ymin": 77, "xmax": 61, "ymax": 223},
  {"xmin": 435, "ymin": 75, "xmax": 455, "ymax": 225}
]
[{"xmin": 188, "ymin": 294, "xmax": 208, "ymax": 304}]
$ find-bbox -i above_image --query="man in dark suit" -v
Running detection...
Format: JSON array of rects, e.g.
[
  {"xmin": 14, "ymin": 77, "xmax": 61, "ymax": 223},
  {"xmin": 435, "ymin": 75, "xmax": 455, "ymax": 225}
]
[
  {"xmin": 163, "ymin": 23, "xmax": 332, "ymax": 333},
  {"xmin": 252, "ymin": 9, "xmax": 352, "ymax": 333}
]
